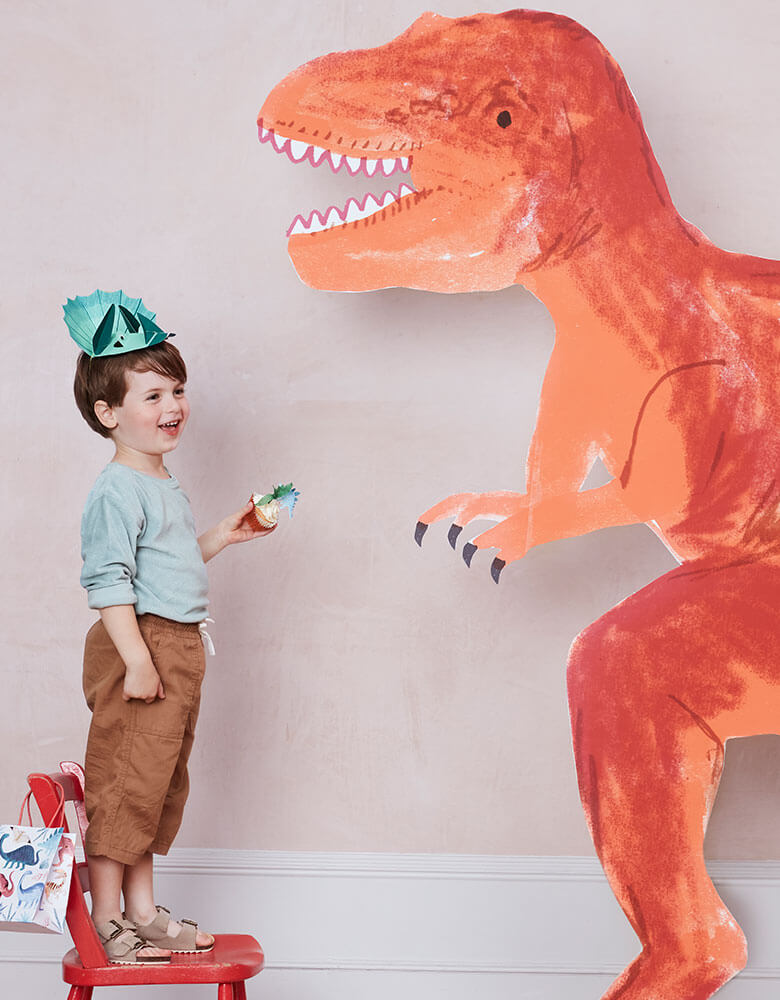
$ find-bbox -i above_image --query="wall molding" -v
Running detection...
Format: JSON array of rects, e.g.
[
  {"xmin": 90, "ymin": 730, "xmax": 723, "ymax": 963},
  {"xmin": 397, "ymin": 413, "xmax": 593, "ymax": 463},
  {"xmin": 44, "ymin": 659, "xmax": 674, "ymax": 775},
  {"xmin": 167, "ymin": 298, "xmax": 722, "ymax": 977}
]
[
  {"xmin": 3, "ymin": 851, "xmax": 780, "ymax": 993},
  {"xmin": 155, "ymin": 849, "xmax": 780, "ymax": 883}
]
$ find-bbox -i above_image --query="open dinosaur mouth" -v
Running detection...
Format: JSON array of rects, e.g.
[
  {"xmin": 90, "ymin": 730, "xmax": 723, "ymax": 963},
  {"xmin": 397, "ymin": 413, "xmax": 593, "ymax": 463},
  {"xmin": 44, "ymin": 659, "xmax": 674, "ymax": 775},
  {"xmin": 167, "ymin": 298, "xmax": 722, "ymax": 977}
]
[{"xmin": 258, "ymin": 118, "xmax": 416, "ymax": 237}]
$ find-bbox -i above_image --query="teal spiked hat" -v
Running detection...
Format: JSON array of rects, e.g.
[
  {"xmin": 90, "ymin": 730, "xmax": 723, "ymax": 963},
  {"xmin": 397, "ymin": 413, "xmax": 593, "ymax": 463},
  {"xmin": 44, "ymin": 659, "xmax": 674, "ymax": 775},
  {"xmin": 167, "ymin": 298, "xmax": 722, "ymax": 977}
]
[{"xmin": 63, "ymin": 290, "xmax": 174, "ymax": 357}]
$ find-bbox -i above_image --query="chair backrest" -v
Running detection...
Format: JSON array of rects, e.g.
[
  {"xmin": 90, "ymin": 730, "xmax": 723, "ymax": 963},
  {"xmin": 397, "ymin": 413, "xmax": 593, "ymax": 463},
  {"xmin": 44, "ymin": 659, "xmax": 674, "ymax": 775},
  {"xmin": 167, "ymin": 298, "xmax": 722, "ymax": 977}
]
[{"xmin": 27, "ymin": 771, "xmax": 107, "ymax": 968}]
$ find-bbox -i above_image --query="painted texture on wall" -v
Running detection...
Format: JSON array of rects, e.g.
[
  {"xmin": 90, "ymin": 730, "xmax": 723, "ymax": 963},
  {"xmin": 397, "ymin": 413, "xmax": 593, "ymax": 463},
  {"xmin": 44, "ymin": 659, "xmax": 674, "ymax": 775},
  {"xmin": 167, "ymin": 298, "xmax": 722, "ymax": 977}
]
[{"xmin": 259, "ymin": 10, "xmax": 779, "ymax": 997}]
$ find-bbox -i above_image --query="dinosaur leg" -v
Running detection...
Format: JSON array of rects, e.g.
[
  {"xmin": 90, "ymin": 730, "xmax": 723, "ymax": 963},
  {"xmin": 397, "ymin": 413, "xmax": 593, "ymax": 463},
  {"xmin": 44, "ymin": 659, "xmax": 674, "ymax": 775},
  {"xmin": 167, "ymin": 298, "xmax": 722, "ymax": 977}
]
[{"xmin": 567, "ymin": 560, "xmax": 780, "ymax": 1000}]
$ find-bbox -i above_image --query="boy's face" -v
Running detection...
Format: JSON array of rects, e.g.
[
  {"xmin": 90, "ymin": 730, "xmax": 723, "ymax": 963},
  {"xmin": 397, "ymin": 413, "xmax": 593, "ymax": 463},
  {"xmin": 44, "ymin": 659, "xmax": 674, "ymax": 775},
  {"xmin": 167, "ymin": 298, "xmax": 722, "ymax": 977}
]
[{"xmin": 99, "ymin": 369, "xmax": 189, "ymax": 458}]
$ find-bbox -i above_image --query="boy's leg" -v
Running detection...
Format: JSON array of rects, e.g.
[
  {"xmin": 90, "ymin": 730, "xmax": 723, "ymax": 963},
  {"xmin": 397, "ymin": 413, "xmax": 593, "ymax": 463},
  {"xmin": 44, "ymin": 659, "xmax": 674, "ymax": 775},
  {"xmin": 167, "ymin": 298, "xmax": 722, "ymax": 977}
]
[
  {"xmin": 122, "ymin": 621, "xmax": 212, "ymax": 949},
  {"xmin": 88, "ymin": 853, "xmax": 170, "ymax": 959},
  {"xmin": 88, "ymin": 854, "xmax": 124, "ymax": 926},
  {"xmin": 83, "ymin": 617, "xmax": 210, "ymax": 948},
  {"xmin": 124, "ymin": 851, "xmax": 214, "ymax": 949},
  {"xmin": 83, "ymin": 617, "xmax": 201, "ymax": 863},
  {"xmin": 121, "ymin": 851, "xmax": 156, "ymax": 918}
]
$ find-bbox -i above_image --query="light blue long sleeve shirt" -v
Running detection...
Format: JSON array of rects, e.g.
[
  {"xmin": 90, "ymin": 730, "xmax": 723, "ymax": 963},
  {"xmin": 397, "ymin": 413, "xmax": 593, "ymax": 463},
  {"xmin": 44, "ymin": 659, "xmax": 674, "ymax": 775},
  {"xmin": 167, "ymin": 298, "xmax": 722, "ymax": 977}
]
[{"xmin": 80, "ymin": 463, "xmax": 209, "ymax": 623}]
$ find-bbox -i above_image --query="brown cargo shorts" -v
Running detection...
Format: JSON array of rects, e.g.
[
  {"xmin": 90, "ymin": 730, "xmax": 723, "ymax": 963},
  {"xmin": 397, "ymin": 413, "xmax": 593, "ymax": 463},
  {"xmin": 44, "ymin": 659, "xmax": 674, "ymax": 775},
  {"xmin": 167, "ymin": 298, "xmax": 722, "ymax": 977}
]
[{"xmin": 82, "ymin": 613, "xmax": 206, "ymax": 865}]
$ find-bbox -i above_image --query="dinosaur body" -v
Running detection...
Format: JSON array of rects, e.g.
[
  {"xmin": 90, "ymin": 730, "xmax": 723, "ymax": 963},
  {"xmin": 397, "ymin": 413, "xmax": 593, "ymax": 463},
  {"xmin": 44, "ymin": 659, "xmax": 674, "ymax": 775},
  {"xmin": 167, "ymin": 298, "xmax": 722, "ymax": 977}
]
[
  {"xmin": 16, "ymin": 871, "xmax": 45, "ymax": 901},
  {"xmin": 0, "ymin": 832, "xmax": 39, "ymax": 870},
  {"xmin": 259, "ymin": 11, "xmax": 779, "ymax": 998}
]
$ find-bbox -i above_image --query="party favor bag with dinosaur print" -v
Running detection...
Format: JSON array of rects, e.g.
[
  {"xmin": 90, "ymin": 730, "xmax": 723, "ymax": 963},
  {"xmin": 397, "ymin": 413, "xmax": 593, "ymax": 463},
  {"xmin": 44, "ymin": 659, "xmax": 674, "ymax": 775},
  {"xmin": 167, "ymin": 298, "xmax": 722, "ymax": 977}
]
[{"xmin": 0, "ymin": 812, "xmax": 76, "ymax": 933}]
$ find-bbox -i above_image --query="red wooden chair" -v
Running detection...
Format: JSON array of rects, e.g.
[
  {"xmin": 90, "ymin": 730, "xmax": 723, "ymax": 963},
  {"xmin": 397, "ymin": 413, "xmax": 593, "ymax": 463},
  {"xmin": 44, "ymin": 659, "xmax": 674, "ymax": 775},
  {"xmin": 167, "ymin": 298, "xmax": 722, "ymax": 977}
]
[{"xmin": 27, "ymin": 770, "xmax": 264, "ymax": 1000}]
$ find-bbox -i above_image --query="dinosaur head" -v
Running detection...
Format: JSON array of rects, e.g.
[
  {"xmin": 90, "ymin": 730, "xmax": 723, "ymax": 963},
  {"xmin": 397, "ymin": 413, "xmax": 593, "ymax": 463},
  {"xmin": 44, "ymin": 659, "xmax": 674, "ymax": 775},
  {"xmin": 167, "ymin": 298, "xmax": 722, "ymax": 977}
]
[{"xmin": 259, "ymin": 10, "xmax": 670, "ymax": 292}]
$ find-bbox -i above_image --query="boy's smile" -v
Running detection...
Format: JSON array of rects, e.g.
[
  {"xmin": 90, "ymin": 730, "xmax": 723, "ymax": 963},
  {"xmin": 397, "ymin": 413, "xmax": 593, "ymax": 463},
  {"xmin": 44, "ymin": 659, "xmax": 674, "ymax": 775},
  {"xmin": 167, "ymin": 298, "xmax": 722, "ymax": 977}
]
[{"xmin": 96, "ymin": 369, "xmax": 189, "ymax": 476}]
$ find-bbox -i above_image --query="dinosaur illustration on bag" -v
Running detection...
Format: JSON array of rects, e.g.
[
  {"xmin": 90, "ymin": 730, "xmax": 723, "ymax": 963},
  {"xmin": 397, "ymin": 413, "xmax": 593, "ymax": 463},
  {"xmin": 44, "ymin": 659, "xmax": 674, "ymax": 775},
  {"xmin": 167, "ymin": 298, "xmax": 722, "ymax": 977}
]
[
  {"xmin": 0, "ymin": 871, "xmax": 15, "ymax": 898},
  {"xmin": 0, "ymin": 830, "xmax": 40, "ymax": 870},
  {"xmin": 15, "ymin": 871, "xmax": 46, "ymax": 904},
  {"xmin": 259, "ymin": 10, "xmax": 780, "ymax": 998}
]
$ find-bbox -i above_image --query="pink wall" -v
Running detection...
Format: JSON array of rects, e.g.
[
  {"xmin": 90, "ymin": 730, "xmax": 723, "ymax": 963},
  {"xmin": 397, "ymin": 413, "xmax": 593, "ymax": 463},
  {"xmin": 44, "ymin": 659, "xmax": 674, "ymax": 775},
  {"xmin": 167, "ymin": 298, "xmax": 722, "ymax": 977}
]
[{"xmin": 2, "ymin": 0, "xmax": 779, "ymax": 857}]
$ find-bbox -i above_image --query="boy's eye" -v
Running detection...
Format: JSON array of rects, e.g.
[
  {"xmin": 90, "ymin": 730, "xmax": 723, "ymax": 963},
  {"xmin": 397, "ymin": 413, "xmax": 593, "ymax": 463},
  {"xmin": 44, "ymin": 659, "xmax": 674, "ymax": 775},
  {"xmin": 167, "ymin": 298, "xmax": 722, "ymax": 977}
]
[
  {"xmin": 146, "ymin": 393, "xmax": 160, "ymax": 401},
  {"xmin": 174, "ymin": 387, "xmax": 186, "ymax": 396}
]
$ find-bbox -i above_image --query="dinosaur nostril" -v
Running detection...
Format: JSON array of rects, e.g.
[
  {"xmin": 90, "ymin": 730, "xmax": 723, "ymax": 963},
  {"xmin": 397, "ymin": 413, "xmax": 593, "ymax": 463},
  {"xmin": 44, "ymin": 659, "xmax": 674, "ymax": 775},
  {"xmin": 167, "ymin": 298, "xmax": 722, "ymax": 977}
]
[{"xmin": 496, "ymin": 110, "xmax": 512, "ymax": 128}]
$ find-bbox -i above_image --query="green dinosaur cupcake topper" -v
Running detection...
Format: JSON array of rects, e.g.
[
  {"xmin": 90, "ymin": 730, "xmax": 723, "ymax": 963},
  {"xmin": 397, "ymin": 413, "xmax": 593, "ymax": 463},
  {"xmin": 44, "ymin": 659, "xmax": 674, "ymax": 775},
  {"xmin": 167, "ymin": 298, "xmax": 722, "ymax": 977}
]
[
  {"xmin": 255, "ymin": 483, "xmax": 300, "ymax": 515},
  {"xmin": 63, "ymin": 290, "xmax": 174, "ymax": 357}
]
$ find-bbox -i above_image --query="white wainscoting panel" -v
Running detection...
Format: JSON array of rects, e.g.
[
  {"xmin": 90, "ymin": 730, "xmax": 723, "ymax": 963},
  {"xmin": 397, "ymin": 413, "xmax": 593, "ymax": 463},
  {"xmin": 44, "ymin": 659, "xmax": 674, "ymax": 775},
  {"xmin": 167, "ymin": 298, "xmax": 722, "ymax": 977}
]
[{"xmin": 1, "ymin": 852, "xmax": 780, "ymax": 999}]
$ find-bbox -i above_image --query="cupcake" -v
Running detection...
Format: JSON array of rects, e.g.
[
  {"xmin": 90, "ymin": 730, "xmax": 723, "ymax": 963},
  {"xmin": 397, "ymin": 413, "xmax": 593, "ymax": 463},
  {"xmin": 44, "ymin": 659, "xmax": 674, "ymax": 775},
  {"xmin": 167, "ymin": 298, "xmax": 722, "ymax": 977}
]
[
  {"xmin": 246, "ymin": 483, "xmax": 300, "ymax": 531},
  {"xmin": 248, "ymin": 494, "xmax": 280, "ymax": 529}
]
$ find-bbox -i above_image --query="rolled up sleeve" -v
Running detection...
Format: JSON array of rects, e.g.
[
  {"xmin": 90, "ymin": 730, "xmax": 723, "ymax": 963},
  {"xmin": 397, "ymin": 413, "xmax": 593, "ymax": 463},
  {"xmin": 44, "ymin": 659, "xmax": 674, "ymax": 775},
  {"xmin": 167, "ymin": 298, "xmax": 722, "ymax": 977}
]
[{"xmin": 81, "ymin": 490, "xmax": 144, "ymax": 609}]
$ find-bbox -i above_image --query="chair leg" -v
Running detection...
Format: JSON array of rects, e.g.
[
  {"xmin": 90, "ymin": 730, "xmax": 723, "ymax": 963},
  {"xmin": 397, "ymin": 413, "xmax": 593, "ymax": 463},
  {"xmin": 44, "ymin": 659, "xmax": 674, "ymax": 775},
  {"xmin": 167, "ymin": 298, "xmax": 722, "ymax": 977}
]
[
  {"xmin": 217, "ymin": 985, "xmax": 233, "ymax": 1000},
  {"xmin": 67, "ymin": 988, "xmax": 94, "ymax": 1000},
  {"xmin": 234, "ymin": 983, "xmax": 247, "ymax": 1000}
]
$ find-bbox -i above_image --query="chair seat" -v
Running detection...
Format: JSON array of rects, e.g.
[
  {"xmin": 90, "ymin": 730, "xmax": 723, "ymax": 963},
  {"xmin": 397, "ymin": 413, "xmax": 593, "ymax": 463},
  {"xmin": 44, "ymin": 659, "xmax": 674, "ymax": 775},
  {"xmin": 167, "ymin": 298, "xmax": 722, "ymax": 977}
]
[{"xmin": 62, "ymin": 933, "xmax": 264, "ymax": 986}]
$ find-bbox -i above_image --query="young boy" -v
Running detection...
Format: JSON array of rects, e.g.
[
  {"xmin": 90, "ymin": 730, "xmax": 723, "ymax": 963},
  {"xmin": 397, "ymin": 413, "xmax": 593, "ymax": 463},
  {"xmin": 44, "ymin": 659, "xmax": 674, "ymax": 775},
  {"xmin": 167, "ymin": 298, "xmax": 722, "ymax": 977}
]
[{"xmin": 68, "ymin": 291, "xmax": 271, "ymax": 963}]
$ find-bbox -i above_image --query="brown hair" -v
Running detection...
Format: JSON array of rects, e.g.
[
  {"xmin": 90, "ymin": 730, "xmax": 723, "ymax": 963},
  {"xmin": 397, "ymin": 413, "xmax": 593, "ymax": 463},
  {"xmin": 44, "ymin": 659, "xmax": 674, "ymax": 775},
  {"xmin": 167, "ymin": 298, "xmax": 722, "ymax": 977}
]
[{"xmin": 73, "ymin": 341, "xmax": 187, "ymax": 438}]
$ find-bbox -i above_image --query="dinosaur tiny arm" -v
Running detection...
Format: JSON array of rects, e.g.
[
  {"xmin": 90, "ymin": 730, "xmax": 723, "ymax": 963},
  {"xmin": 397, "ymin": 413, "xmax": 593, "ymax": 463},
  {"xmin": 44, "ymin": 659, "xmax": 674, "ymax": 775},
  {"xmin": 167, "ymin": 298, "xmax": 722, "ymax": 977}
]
[
  {"xmin": 478, "ymin": 362, "xmax": 723, "ymax": 563},
  {"xmin": 530, "ymin": 479, "xmax": 639, "ymax": 544},
  {"xmin": 464, "ymin": 349, "xmax": 728, "ymax": 578},
  {"xmin": 515, "ymin": 351, "xmax": 644, "ymax": 551},
  {"xmin": 418, "ymin": 345, "xmax": 723, "ymax": 572}
]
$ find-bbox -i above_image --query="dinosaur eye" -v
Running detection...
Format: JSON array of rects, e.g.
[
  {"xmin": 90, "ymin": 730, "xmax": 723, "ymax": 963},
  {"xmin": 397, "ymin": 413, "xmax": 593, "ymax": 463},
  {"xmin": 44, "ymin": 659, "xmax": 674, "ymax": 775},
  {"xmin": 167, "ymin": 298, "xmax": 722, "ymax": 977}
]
[{"xmin": 496, "ymin": 110, "xmax": 512, "ymax": 128}]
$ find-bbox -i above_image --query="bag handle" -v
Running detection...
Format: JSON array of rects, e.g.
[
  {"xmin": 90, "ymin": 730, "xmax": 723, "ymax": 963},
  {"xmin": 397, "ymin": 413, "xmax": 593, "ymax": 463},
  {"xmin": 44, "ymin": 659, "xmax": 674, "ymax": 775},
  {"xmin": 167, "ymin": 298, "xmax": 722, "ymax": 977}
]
[{"xmin": 20, "ymin": 775, "xmax": 66, "ymax": 828}]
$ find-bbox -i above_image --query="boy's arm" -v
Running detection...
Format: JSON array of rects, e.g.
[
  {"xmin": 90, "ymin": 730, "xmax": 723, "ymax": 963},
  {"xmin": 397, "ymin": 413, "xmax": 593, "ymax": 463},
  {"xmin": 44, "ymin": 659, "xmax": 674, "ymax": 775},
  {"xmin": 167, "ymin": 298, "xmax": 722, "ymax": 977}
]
[
  {"xmin": 81, "ymin": 488, "xmax": 163, "ymax": 702},
  {"xmin": 198, "ymin": 500, "xmax": 275, "ymax": 563},
  {"xmin": 99, "ymin": 605, "xmax": 166, "ymax": 703}
]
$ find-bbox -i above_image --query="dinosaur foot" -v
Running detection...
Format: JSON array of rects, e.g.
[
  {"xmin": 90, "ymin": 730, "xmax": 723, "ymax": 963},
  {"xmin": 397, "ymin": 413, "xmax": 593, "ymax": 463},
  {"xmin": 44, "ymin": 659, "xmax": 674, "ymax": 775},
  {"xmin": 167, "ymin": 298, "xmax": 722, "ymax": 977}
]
[{"xmin": 602, "ymin": 925, "xmax": 747, "ymax": 1000}]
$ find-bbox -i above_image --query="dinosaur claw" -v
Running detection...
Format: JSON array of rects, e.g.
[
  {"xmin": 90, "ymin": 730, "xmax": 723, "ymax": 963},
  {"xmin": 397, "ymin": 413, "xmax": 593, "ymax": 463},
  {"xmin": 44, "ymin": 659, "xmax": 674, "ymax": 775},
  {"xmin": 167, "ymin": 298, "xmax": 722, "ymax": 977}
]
[
  {"xmin": 491, "ymin": 558, "xmax": 506, "ymax": 584},
  {"xmin": 447, "ymin": 523, "xmax": 463, "ymax": 549},
  {"xmin": 414, "ymin": 521, "xmax": 428, "ymax": 547},
  {"xmin": 463, "ymin": 542, "xmax": 477, "ymax": 567}
]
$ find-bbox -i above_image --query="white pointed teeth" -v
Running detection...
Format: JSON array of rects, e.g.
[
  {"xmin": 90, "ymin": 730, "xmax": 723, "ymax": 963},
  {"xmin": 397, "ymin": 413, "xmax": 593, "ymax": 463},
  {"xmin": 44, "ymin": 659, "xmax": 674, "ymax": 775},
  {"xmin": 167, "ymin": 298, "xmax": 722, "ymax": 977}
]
[
  {"xmin": 262, "ymin": 124, "xmax": 419, "ymax": 238},
  {"xmin": 259, "ymin": 126, "xmax": 415, "ymax": 177},
  {"xmin": 344, "ymin": 199, "xmax": 364, "ymax": 222},
  {"xmin": 285, "ymin": 182, "xmax": 417, "ymax": 238},
  {"xmin": 288, "ymin": 139, "xmax": 310, "ymax": 162}
]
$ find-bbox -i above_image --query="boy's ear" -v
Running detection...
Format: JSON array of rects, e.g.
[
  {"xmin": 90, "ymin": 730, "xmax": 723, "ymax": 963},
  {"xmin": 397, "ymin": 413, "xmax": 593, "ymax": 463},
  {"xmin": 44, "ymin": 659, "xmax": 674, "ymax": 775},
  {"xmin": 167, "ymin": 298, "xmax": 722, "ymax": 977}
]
[{"xmin": 94, "ymin": 400, "xmax": 118, "ymax": 430}]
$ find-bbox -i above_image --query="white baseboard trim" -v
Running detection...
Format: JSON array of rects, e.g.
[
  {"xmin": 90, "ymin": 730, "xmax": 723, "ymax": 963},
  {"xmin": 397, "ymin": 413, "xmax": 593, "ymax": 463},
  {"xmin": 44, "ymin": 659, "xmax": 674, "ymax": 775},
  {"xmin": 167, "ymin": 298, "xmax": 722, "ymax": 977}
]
[
  {"xmin": 155, "ymin": 849, "xmax": 780, "ymax": 882},
  {"xmin": 2, "ymin": 851, "xmax": 780, "ymax": 992}
]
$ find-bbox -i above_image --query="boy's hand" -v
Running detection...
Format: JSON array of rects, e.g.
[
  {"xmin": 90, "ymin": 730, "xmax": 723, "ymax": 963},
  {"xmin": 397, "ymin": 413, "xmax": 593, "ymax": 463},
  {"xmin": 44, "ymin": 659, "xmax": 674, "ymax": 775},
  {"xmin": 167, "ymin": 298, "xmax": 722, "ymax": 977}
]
[
  {"xmin": 123, "ymin": 659, "xmax": 166, "ymax": 703},
  {"xmin": 99, "ymin": 606, "xmax": 163, "ymax": 702},
  {"xmin": 228, "ymin": 500, "xmax": 277, "ymax": 543},
  {"xmin": 199, "ymin": 501, "xmax": 276, "ymax": 562}
]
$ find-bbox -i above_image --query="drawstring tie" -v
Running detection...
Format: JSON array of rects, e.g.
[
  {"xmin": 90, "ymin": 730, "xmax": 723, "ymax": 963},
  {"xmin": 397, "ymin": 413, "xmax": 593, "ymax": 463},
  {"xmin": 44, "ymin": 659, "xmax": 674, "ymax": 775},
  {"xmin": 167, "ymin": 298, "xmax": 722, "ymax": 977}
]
[{"xmin": 199, "ymin": 618, "xmax": 215, "ymax": 656}]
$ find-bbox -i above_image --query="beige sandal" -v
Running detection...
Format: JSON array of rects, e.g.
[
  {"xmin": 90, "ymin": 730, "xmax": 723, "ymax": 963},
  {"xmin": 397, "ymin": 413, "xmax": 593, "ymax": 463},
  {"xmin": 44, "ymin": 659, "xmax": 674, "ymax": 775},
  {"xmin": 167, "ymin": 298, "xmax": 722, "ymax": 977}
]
[
  {"xmin": 133, "ymin": 905, "xmax": 215, "ymax": 953},
  {"xmin": 96, "ymin": 918, "xmax": 172, "ymax": 964}
]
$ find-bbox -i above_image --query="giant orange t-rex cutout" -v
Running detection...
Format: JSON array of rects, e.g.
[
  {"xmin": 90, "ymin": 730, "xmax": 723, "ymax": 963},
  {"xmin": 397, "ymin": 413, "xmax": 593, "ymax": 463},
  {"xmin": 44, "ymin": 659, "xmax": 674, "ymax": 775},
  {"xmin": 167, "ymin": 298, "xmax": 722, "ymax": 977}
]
[{"xmin": 259, "ymin": 10, "xmax": 780, "ymax": 998}]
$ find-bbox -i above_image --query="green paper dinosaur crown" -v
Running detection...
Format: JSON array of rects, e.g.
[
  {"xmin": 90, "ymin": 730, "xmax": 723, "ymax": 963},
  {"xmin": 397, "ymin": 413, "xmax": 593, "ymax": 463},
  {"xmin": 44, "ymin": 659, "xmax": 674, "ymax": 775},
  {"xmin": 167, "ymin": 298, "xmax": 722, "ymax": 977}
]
[{"xmin": 63, "ymin": 290, "xmax": 174, "ymax": 357}]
